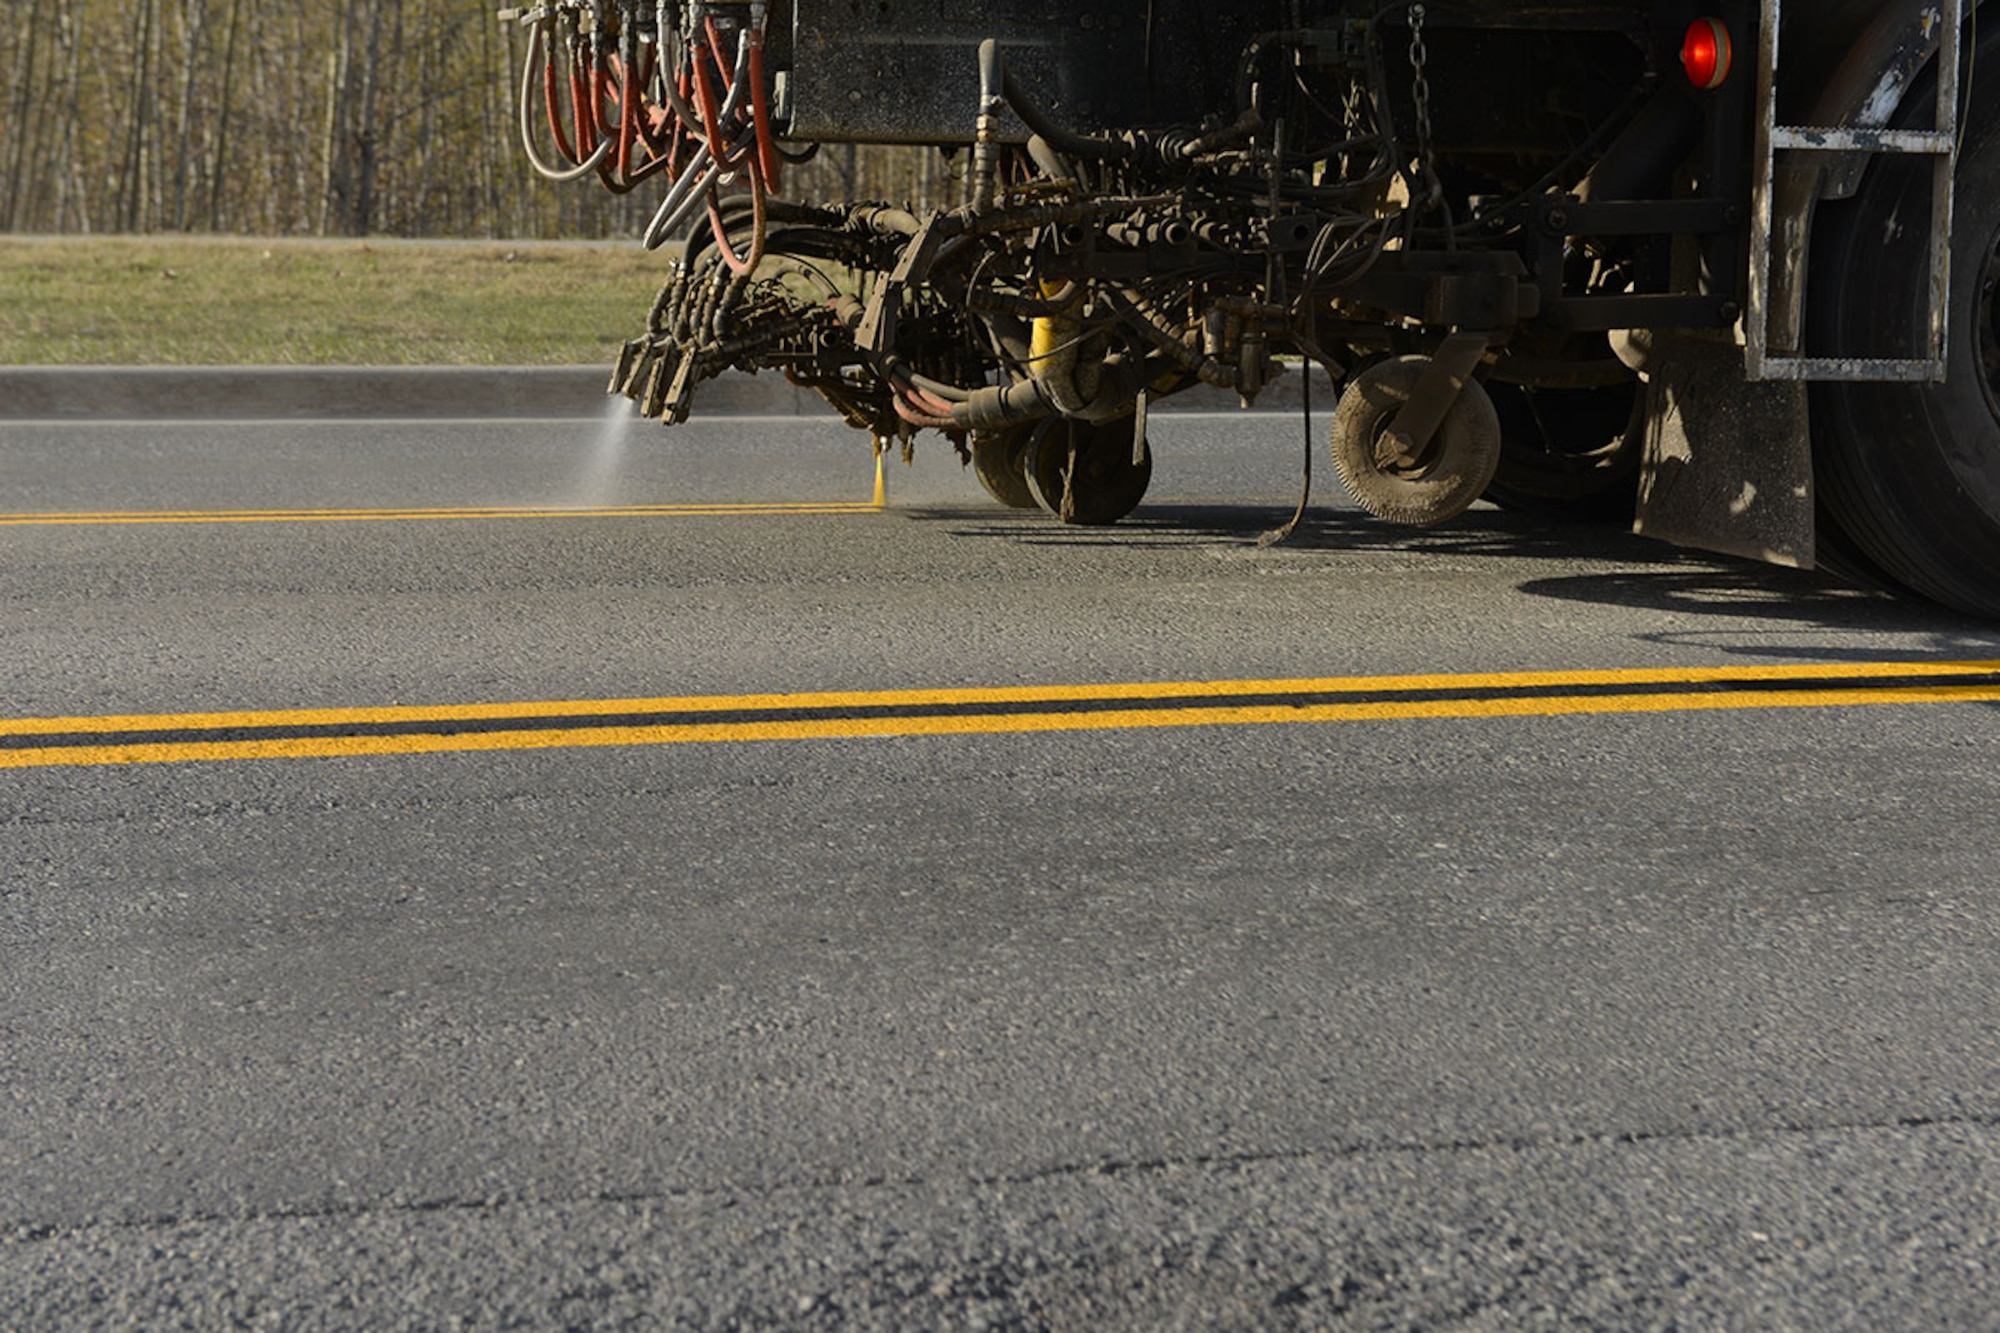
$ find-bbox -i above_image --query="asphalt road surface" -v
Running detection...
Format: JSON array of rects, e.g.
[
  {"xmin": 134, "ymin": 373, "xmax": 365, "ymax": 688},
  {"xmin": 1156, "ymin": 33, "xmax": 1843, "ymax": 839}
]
[{"xmin": 6, "ymin": 404, "xmax": 2000, "ymax": 1328}]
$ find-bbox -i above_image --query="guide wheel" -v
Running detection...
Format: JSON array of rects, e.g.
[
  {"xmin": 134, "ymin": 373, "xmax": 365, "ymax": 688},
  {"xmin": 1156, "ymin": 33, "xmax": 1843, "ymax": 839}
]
[{"xmin": 1329, "ymin": 355, "xmax": 1501, "ymax": 527}]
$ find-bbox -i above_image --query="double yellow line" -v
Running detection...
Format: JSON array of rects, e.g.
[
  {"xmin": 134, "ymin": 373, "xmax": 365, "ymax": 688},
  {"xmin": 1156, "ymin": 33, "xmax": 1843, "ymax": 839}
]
[{"xmin": 5, "ymin": 660, "xmax": 1998, "ymax": 770}]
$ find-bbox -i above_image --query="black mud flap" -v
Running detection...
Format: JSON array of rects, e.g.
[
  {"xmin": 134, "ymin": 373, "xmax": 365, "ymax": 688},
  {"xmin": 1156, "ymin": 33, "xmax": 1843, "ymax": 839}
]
[{"xmin": 1633, "ymin": 331, "xmax": 1815, "ymax": 569}]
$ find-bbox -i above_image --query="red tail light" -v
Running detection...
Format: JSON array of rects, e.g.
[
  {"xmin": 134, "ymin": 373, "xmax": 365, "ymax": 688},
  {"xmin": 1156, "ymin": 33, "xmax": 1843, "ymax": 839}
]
[{"xmin": 1682, "ymin": 18, "xmax": 1733, "ymax": 90}]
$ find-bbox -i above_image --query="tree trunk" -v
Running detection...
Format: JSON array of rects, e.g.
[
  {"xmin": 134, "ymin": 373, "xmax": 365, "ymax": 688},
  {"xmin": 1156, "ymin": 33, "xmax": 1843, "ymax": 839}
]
[
  {"xmin": 116, "ymin": 0, "xmax": 156, "ymax": 232},
  {"xmin": 169, "ymin": 0, "xmax": 210, "ymax": 231},
  {"xmin": 58, "ymin": 1, "xmax": 87, "ymax": 232},
  {"xmin": 350, "ymin": 0, "xmax": 398, "ymax": 236},
  {"xmin": 207, "ymin": 0, "xmax": 242, "ymax": 230},
  {"xmin": 321, "ymin": 3, "xmax": 356, "ymax": 236},
  {"xmin": 2, "ymin": 13, "xmax": 40, "ymax": 231}
]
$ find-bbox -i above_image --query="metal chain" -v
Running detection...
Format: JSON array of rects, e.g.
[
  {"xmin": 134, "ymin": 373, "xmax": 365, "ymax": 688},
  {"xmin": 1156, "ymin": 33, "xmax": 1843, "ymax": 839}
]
[{"xmin": 1407, "ymin": 4, "xmax": 1439, "ymax": 206}]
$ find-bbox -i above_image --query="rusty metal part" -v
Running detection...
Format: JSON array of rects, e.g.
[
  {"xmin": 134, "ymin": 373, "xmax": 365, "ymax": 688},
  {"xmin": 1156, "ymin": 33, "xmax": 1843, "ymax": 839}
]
[{"xmin": 1377, "ymin": 330, "xmax": 1495, "ymax": 465}]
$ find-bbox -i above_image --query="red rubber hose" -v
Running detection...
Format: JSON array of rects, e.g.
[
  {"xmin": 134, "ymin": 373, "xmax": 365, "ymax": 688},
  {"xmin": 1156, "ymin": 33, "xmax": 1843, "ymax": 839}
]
[
  {"xmin": 689, "ymin": 26, "xmax": 731, "ymax": 164},
  {"xmin": 570, "ymin": 57, "xmax": 597, "ymax": 160},
  {"xmin": 748, "ymin": 27, "xmax": 781, "ymax": 192},
  {"xmin": 706, "ymin": 166, "xmax": 768, "ymax": 275},
  {"xmin": 544, "ymin": 49, "xmax": 579, "ymax": 163},
  {"xmin": 614, "ymin": 55, "xmax": 638, "ymax": 182}
]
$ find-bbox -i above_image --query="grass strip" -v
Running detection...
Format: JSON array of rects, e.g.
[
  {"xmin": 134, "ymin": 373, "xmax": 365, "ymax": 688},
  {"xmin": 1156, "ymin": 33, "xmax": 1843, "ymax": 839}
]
[{"xmin": 0, "ymin": 236, "xmax": 669, "ymax": 366}]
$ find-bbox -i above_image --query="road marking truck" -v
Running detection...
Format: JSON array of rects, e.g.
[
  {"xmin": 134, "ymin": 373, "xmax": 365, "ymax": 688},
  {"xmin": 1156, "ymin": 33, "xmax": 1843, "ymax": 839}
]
[{"xmin": 505, "ymin": 1, "xmax": 1996, "ymax": 615}]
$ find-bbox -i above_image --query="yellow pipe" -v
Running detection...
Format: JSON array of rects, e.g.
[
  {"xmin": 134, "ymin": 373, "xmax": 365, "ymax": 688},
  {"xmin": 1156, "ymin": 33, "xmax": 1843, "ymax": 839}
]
[{"xmin": 1029, "ymin": 280, "xmax": 1077, "ymax": 366}]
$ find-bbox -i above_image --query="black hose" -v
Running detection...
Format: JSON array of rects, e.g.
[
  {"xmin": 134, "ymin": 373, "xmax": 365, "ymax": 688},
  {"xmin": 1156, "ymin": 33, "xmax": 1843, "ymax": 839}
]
[
  {"xmin": 971, "ymin": 40, "xmax": 1007, "ymax": 210},
  {"xmin": 951, "ymin": 376, "xmax": 1059, "ymax": 431},
  {"xmin": 999, "ymin": 63, "xmax": 1132, "ymax": 161},
  {"xmin": 713, "ymin": 195, "xmax": 849, "ymax": 229}
]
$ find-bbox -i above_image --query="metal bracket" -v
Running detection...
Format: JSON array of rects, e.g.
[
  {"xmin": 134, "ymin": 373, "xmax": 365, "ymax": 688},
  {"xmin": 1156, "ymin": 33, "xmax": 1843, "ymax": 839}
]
[
  {"xmin": 1380, "ymin": 330, "xmax": 1493, "ymax": 463},
  {"xmin": 1345, "ymin": 252, "xmax": 1537, "ymax": 331},
  {"xmin": 853, "ymin": 276, "xmax": 898, "ymax": 359}
]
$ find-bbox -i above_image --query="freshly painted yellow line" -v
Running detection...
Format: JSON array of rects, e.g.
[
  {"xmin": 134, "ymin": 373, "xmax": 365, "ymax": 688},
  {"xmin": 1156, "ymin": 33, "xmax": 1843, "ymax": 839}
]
[
  {"xmin": 0, "ymin": 501, "xmax": 884, "ymax": 526},
  {"xmin": 2, "ymin": 684, "xmax": 1998, "ymax": 769},
  {"xmin": 2, "ymin": 662, "xmax": 1998, "ymax": 769},
  {"xmin": 3, "ymin": 659, "xmax": 1994, "ymax": 738}
]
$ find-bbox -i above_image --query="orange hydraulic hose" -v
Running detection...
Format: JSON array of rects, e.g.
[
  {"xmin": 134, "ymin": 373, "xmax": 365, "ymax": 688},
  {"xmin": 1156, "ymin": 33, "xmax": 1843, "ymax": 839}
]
[
  {"xmin": 614, "ymin": 54, "xmax": 638, "ymax": 183},
  {"xmin": 702, "ymin": 16, "xmax": 737, "ymax": 111},
  {"xmin": 631, "ymin": 46, "xmax": 672, "ymax": 159},
  {"xmin": 544, "ymin": 47, "xmax": 579, "ymax": 163},
  {"xmin": 668, "ymin": 68, "xmax": 694, "ymax": 173},
  {"xmin": 689, "ymin": 24, "xmax": 731, "ymax": 164},
  {"xmin": 706, "ymin": 166, "xmax": 768, "ymax": 275},
  {"xmin": 894, "ymin": 394, "xmax": 958, "ymax": 431},
  {"xmin": 604, "ymin": 51, "xmax": 677, "ymax": 188},
  {"xmin": 594, "ymin": 53, "xmax": 620, "ymax": 146},
  {"xmin": 748, "ymin": 26, "xmax": 781, "ymax": 192},
  {"xmin": 570, "ymin": 56, "xmax": 597, "ymax": 162}
]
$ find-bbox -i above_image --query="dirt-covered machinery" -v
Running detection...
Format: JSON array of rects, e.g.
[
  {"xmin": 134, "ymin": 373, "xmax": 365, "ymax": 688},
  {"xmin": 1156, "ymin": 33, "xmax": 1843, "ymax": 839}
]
[{"xmin": 501, "ymin": 1, "xmax": 2000, "ymax": 616}]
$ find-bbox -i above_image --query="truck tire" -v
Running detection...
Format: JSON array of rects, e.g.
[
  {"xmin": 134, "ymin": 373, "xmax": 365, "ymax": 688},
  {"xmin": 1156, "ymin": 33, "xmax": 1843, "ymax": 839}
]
[
  {"xmin": 1482, "ymin": 381, "xmax": 1643, "ymax": 523},
  {"xmin": 1807, "ymin": 30, "xmax": 2000, "ymax": 616}
]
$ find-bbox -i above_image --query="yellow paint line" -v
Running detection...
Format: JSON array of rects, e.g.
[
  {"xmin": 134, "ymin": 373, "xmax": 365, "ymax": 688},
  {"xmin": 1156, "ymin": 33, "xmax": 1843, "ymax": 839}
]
[
  {"xmin": 2, "ymin": 666, "xmax": 1998, "ymax": 769},
  {"xmin": 0, "ymin": 501, "xmax": 885, "ymax": 527},
  {"xmin": 4, "ymin": 660, "xmax": 1995, "ymax": 738},
  {"xmin": 2, "ymin": 683, "xmax": 1996, "ymax": 768}
]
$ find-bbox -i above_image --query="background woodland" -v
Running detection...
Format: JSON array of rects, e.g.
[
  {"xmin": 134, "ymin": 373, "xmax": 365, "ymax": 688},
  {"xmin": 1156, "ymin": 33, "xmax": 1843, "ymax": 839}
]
[{"xmin": 0, "ymin": 0, "xmax": 943, "ymax": 238}]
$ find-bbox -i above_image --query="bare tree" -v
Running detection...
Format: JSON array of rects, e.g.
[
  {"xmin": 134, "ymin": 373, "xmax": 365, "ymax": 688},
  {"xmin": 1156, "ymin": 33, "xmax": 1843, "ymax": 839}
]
[
  {"xmin": 115, "ymin": 0, "xmax": 161, "ymax": 231},
  {"xmin": 167, "ymin": 0, "xmax": 209, "ymax": 230},
  {"xmin": 0, "ymin": 0, "xmax": 944, "ymax": 239},
  {"xmin": 206, "ymin": 0, "xmax": 242, "ymax": 230}
]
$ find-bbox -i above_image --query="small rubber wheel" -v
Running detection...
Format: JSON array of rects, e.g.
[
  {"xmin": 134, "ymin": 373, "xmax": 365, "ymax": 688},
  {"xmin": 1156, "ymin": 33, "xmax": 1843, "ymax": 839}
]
[
  {"xmin": 1026, "ymin": 418, "xmax": 1152, "ymax": 525},
  {"xmin": 1329, "ymin": 355, "xmax": 1502, "ymax": 526},
  {"xmin": 970, "ymin": 426, "xmax": 1037, "ymax": 508}
]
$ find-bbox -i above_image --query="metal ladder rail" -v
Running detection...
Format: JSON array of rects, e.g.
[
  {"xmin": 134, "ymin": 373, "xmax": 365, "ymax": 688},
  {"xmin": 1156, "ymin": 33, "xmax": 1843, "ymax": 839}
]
[{"xmin": 1745, "ymin": 0, "xmax": 1963, "ymax": 383}]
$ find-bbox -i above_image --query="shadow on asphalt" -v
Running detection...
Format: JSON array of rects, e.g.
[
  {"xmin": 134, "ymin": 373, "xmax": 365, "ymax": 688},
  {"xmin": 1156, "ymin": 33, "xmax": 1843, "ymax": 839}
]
[{"xmin": 908, "ymin": 500, "xmax": 2000, "ymax": 655}]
